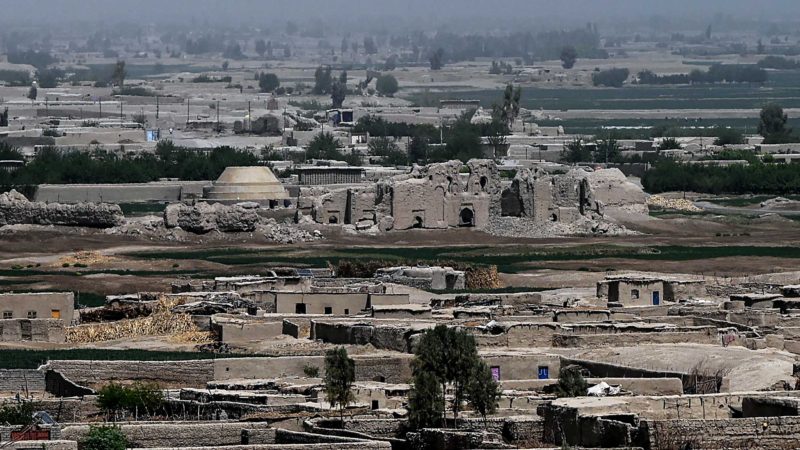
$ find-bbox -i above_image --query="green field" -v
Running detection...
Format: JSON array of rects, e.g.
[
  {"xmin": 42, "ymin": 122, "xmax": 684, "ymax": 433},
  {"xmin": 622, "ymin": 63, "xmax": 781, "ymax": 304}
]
[
  {"xmin": 404, "ymin": 71, "xmax": 800, "ymax": 111},
  {"xmin": 126, "ymin": 245, "xmax": 800, "ymax": 274}
]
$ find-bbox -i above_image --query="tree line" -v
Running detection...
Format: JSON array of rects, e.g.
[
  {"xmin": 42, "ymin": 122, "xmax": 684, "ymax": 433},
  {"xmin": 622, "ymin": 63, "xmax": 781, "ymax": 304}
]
[
  {"xmin": 636, "ymin": 64, "xmax": 768, "ymax": 85},
  {"xmin": 0, "ymin": 141, "xmax": 259, "ymax": 189},
  {"xmin": 642, "ymin": 160, "xmax": 800, "ymax": 195}
]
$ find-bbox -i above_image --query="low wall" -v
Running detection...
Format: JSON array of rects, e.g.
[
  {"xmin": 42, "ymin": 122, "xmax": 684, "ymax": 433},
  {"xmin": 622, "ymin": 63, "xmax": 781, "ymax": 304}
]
[
  {"xmin": 0, "ymin": 369, "xmax": 46, "ymax": 392},
  {"xmin": 644, "ymin": 416, "xmax": 800, "ymax": 450},
  {"xmin": 35, "ymin": 182, "xmax": 209, "ymax": 203},
  {"xmin": 60, "ymin": 421, "xmax": 274, "ymax": 448},
  {"xmin": 45, "ymin": 360, "xmax": 215, "ymax": 388},
  {"xmin": 501, "ymin": 377, "xmax": 684, "ymax": 396}
]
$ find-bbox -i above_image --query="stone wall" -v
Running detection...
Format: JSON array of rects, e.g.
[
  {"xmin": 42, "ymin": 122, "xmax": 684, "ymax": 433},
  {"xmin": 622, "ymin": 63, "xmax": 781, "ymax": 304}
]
[
  {"xmin": 0, "ymin": 369, "xmax": 46, "ymax": 392},
  {"xmin": 0, "ymin": 319, "xmax": 65, "ymax": 342},
  {"xmin": 60, "ymin": 422, "xmax": 275, "ymax": 448}
]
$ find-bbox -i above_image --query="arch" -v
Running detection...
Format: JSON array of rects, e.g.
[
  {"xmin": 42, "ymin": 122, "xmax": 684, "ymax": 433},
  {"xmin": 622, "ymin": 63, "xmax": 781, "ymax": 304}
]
[
  {"xmin": 373, "ymin": 375, "xmax": 386, "ymax": 382},
  {"xmin": 479, "ymin": 176, "xmax": 488, "ymax": 191},
  {"xmin": 412, "ymin": 216, "xmax": 424, "ymax": 228},
  {"xmin": 459, "ymin": 208, "xmax": 475, "ymax": 227},
  {"xmin": 328, "ymin": 215, "xmax": 338, "ymax": 224},
  {"xmin": 550, "ymin": 213, "xmax": 558, "ymax": 222}
]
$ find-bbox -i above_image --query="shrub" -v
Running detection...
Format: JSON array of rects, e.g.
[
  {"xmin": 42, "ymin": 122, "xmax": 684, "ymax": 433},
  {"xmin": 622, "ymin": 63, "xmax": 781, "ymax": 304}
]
[
  {"xmin": 554, "ymin": 366, "xmax": 588, "ymax": 397},
  {"xmin": 303, "ymin": 364, "xmax": 320, "ymax": 378},
  {"xmin": 80, "ymin": 425, "xmax": 128, "ymax": 450},
  {"xmin": 97, "ymin": 382, "xmax": 163, "ymax": 420}
]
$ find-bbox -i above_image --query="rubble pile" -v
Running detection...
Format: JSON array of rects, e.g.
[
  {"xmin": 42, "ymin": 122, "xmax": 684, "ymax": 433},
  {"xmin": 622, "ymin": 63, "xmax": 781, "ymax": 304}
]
[
  {"xmin": 259, "ymin": 218, "xmax": 322, "ymax": 244},
  {"xmin": 0, "ymin": 189, "xmax": 124, "ymax": 228},
  {"xmin": 647, "ymin": 195, "xmax": 702, "ymax": 212},
  {"xmin": 486, "ymin": 214, "xmax": 634, "ymax": 238},
  {"xmin": 164, "ymin": 202, "xmax": 260, "ymax": 233}
]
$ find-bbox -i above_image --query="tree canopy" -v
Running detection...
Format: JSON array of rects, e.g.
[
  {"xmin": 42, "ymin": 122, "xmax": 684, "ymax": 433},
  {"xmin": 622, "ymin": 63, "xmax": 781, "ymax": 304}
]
[{"xmin": 323, "ymin": 347, "xmax": 355, "ymax": 422}]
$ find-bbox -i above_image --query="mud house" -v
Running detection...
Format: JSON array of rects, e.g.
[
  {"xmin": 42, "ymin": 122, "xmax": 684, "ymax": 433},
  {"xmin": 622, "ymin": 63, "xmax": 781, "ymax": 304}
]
[
  {"xmin": 0, "ymin": 292, "xmax": 74, "ymax": 322},
  {"xmin": 597, "ymin": 274, "xmax": 706, "ymax": 306}
]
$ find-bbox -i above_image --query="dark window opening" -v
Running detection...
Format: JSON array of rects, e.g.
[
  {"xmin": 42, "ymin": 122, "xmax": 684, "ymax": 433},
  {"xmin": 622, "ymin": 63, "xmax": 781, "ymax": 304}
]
[
  {"xmin": 344, "ymin": 309, "xmax": 349, "ymax": 315},
  {"xmin": 412, "ymin": 216, "xmax": 423, "ymax": 228},
  {"xmin": 479, "ymin": 176, "xmax": 488, "ymax": 191},
  {"xmin": 371, "ymin": 400, "xmax": 379, "ymax": 410},
  {"xmin": 550, "ymin": 213, "xmax": 558, "ymax": 222},
  {"xmin": 631, "ymin": 289, "xmax": 640, "ymax": 299},
  {"xmin": 295, "ymin": 303, "xmax": 307, "ymax": 314},
  {"xmin": 324, "ymin": 306, "xmax": 333, "ymax": 315},
  {"xmin": 328, "ymin": 215, "xmax": 338, "ymax": 224},
  {"xmin": 459, "ymin": 208, "xmax": 474, "ymax": 227}
]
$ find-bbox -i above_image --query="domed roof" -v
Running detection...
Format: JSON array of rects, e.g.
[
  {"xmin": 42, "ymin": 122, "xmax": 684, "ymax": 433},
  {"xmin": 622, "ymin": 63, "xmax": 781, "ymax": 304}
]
[{"xmin": 204, "ymin": 166, "xmax": 288, "ymax": 201}]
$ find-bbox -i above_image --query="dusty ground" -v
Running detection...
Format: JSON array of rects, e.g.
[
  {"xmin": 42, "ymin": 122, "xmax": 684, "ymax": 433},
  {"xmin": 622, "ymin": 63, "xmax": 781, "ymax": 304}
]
[{"xmin": 1, "ymin": 210, "xmax": 800, "ymax": 297}]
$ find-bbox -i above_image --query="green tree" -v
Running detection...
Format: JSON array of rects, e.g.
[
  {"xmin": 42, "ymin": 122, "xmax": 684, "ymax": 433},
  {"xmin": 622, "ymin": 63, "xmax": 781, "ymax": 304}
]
[
  {"xmin": 713, "ymin": 128, "xmax": 745, "ymax": 146},
  {"xmin": 560, "ymin": 46, "xmax": 578, "ymax": 69},
  {"xmin": 484, "ymin": 119, "xmax": 508, "ymax": 159},
  {"xmin": 369, "ymin": 136, "xmax": 407, "ymax": 166},
  {"xmin": 411, "ymin": 325, "xmax": 481, "ymax": 428},
  {"xmin": 323, "ymin": 347, "xmax": 355, "ymax": 422},
  {"xmin": 591, "ymin": 68, "xmax": 629, "ymax": 87},
  {"xmin": 331, "ymin": 72, "xmax": 347, "ymax": 108},
  {"xmin": 307, "ymin": 132, "xmax": 341, "ymax": 160},
  {"xmin": 408, "ymin": 370, "xmax": 443, "ymax": 430},
  {"xmin": 80, "ymin": 425, "xmax": 128, "ymax": 450},
  {"xmin": 554, "ymin": 366, "xmax": 588, "ymax": 398},
  {"xmin": 466, "ymin": 361, "xmax": 501, "ymax": 429},
  {"xmin": 442, "ymin": 112, "xmax": 483, "ymax": 162},
  {"xmin": 595, "ymin": 136, "xmax": 621, "ymax": 163},
  {"xmin": 112, "ymin": 60, "xmax": 126, "ymax": 90},
  {"xmin": 561, "ymin": 138, "xmax": 592, "ymax": 163},
  {"xmin": 492, "ymin": 83, "xmax": 522, "ymax": 131},
  {"xmin": 376, "ymin": 74, "xmax": 399, "ymax": 96},
  {"xmin": 409, "ymin": 135, "xmax": 430, "ymax": 164},
  {"xmin": 658, "ymin": 137, "xmax": 682, "ymax": 151},
  {"xmin": 313, "ymin": 65, "xmax": 333, "ymax": 95},
  {"xmin": 255, "ymin": 39, "xmax": 267, "ymax": 57},
  {"xmin": 758, "ymin": 103, "xmax": 795, "ymax": 144},
  {"xmin": 429, "ymin": 48, "xmax": 445, "ymax": 71},
  {"xmin": 258, "ymin": 73, "xmax": 280, "ymax": 93},
  {"xmin": 27, "ymin": 85, "xmax": 37, "ymax": 101}
]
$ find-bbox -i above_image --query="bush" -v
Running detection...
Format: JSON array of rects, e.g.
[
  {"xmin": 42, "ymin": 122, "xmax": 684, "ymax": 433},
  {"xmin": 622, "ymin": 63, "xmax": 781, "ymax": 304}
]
[
  {"xmin": 592, "ymin": 68, "xmax": 629, "ymax": 87},
  {"xmin": 80, "ymin": 425, "xmax": 128, "ymax": 450},
  {"xmin": 554, "ymin": 366, "xmax": 588, "ymax": 397},
  {"xmin": 303, "ymin": 364, "xmax": 320, "ymax": 378},
  {"xmin": 375, "ymin": 74, "xmax": 399, "ymax": 96},
  {"xmin": 658, "ymin": 137, "xmax": 681, "ymax": 150},
  {"xmin": 97, "ymin": 382, "xmax": 163, "ymax": 419},
  {"xmin": 0, "ymin": 401, "xmax": 38, "ymax": 426}
]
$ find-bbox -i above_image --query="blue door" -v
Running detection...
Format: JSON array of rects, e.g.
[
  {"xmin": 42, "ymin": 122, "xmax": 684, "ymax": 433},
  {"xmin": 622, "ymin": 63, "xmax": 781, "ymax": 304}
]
[
  {"xmin": 652, "ymin": 291, "xmax": 660, "ymax": 305},
  {"xmin": 538, "ymin": 366, "xmax": 549, "ymax": 379}
]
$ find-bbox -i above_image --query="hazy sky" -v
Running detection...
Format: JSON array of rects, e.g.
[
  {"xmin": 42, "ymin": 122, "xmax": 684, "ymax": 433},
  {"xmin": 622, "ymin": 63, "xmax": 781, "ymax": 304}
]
[{"xmin": 3, "ymin": 0, "xmax": 799, "ymax": 29}]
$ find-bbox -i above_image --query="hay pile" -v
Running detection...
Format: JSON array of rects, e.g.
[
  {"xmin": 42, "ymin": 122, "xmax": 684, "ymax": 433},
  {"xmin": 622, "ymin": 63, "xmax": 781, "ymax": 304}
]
[
  {"xmin": 66, "ymin": 297, "xmax": 213, "ymax": 344},
  {"xmin": 465, "ymin": 265, "xmax": 502, "ymax": 290},
  {"xmin": 647, "ymin": 195, "xmax": 701, "ymax": 212},
  {"xmin": 57, "ymin": 251, "xmax": 112, "ymax": 266}
]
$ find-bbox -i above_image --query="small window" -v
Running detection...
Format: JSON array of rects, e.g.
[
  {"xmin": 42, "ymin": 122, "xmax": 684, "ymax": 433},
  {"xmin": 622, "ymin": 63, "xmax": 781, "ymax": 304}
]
[
  {"xmin": 491, "ymin": 366, "xmax": 501, "ymax": 381},
  {"xmin": 51, "ymin": 309, "xmax": 61, "ymax": 319},
  {"xmin": 538, "ymin": 366, "xmax": 549, "ymax": 379},
  {"xmin": 631, "ymin": 289, "xmax": 640, "ymax": 299},
  {"xmin": 371, "ymin": 400, "xmax": 379, "ymax": 410},
  {"xmin": 2, "ymin": 311, "xmax": 11, "ymax": 319},
  {"xmin": 27, "ymin": 311, "xmax": 37, "ymax": 319},
  {"xmin": 344, "ymin": 309, "xmax": 350, "ymax": 315},
  {"xmin": 324, "ymin": 306, "xmax": 333, "ymax": 315},
  {"xmin": 295, "ymin": 303, "xmax": 306, "ymax": 314}
]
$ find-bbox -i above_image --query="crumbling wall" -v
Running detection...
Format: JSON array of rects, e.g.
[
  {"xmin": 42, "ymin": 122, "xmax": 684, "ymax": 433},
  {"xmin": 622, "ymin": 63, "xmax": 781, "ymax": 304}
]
[
  {"xmin": 0, "ymin": 189, "xmax": 123, "ymax": 228},
  {"xmin": 164, "ymin": 202, "xmax": 259, "ymax": 233},
  {"xmin": 44, "ymin": 359, "xmax": 214, "ymax": 388}
]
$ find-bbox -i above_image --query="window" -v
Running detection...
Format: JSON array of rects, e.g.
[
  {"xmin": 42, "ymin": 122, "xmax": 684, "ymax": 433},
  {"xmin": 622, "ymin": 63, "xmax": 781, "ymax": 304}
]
[
  {"xmin": 631, "ymin": 289, "xmax": 640, "ymax": 299},
  {"xmin": 27, "ymin": 311, "xmax": 37, "ymax": 319},
  {"xmin": 324, "ymin": 307, "xmax": 333, "ymax": 315},
  {"xmin": 295, "ymin": 303, "xmax": 306, "ymax": 314},
  {"xmin": 491, "ymin": 366, "xmax": 501, "ymax": 381},
  {"xmin": 538, "ymin": 366, "xmax": 549, "ymax": 379},
  {"xmin": 371, "ymin": 400, "xmax": 379, "ymax": 410},
  {"xmin": 51, "ymin": 309, "xmax": 61, "ymax": 319},
  {"xmin": 344, "ymin": 309, "xmax": 349, "ymax": 315},
  {"xmin": 2, "ymin": 311, "xmax": 11, "ymax": 319}
]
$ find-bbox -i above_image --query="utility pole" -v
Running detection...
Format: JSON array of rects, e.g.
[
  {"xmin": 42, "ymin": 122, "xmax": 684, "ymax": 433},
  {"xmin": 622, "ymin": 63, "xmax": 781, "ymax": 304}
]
[
  {"xmin": 248, "ymin": 101, "xmax": 251, "ymax": 133},
  {"xmin": 156, "ymin": 96, "xmax": 159, "ymax": 120},
  {"xmin": 99, "ymin": 97, "xmax": 102, "ymax": 118},
  {"xmin": 216, "ymin": 100, "xmax": 220, "ymax": 132},
  {"xmin": 119, "ymin": 99, "xmax": 123, "ymax": 121},
  {"xmin": 186, "ymin": 98, "xmax": 190, "ymax": 124}
]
